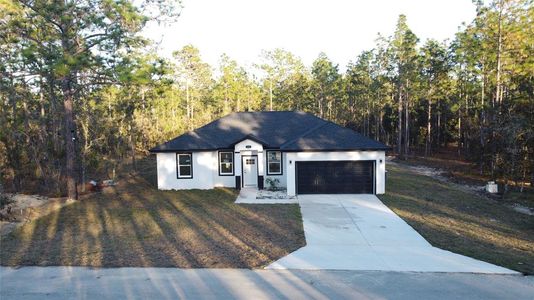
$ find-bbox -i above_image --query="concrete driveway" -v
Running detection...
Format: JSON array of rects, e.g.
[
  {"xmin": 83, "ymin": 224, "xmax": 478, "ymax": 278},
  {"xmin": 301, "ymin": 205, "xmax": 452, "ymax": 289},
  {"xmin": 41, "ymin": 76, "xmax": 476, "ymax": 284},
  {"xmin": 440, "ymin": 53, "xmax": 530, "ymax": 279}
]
[{"xmin": 268, "ymin": 194, "xmax": 517, "ymax": 273}]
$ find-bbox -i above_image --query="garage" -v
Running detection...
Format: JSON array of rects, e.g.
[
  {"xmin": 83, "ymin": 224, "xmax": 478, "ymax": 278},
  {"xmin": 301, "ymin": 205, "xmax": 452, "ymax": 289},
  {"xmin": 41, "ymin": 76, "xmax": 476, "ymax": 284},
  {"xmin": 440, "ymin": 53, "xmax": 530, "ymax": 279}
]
[{"xmin": 296, "ymin": 160, "xmax": 375, "ymax": 194}]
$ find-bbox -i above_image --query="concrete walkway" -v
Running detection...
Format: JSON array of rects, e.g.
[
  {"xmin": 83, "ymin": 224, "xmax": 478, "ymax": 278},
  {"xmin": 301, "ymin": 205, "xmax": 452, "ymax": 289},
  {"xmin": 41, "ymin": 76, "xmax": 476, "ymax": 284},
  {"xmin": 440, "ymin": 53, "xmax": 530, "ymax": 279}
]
[
  {"xmin": 1, "ymin": 267, "xmax": 532, "ymax": 300},
  {"xmin": 268, "ymin": 194, "xmax": 517, "ymax": 273}
]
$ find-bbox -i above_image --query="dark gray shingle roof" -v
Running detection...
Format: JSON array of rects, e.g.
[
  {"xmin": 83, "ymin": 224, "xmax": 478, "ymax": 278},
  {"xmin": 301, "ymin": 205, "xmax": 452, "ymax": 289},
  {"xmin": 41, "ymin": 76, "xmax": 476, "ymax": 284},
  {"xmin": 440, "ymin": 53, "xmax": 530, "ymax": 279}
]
[{"xmin": 150, "ymin": 111, "xmax": 389, "ymax": 152}]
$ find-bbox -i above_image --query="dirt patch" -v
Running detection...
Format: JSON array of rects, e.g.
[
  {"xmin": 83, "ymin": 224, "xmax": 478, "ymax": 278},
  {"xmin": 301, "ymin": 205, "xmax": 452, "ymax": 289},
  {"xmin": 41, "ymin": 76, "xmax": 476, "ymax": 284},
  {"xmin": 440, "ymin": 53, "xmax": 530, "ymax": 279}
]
[
  {"xmin": 388, "ymin": 159, "xmax": 482, "ymax": 193},
  {"xmin": 0, "ymin": 194, "xmax": 76, "ymax": 237},
  {"xmin": 11, "ymin": 194, "xmax": 49, "ymax": 208},
  {"xmin": 1, "ymin": 194, "xmax": 50, "ymax": 221},
  {"xmin": 388, "ymin": 158, "xmax": 534, "ymax": 216}
]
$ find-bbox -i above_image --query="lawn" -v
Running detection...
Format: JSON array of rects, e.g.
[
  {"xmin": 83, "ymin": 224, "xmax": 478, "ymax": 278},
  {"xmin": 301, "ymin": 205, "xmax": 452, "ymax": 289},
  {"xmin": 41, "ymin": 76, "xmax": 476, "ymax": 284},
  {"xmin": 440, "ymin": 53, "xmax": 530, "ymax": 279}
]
[
  {"xmin": 380, "ymin": 163, "xmax": 534, "ymax": 274},
  {"xmin": 0, "ymin": 175, "xmax": 305, "ymax": 268}
]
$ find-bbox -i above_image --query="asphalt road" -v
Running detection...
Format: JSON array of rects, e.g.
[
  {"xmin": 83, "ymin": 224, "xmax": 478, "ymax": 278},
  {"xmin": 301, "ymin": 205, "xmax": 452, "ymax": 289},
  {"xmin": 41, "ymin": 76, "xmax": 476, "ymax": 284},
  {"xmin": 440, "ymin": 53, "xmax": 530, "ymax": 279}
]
[{"xmin": 1, "ymin": 267, "xmax": 533, "ymax": 300}]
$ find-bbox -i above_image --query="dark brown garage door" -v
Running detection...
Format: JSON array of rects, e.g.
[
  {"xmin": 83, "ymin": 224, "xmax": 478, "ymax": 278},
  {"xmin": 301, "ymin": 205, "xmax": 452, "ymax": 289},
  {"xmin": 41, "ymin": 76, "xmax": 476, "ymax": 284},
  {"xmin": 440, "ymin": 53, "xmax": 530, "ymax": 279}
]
[{"xmin": 296, "ymin": 161, "xmax": 374, "ymax": 194}]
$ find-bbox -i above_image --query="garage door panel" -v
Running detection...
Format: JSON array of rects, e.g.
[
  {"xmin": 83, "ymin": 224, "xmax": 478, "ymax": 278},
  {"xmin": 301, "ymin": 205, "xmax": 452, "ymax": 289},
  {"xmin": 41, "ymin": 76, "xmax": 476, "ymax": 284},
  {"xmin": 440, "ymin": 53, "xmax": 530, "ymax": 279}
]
[{"xmin": 297, "ymin": 161, "xmax": 374, "ymax": 194}]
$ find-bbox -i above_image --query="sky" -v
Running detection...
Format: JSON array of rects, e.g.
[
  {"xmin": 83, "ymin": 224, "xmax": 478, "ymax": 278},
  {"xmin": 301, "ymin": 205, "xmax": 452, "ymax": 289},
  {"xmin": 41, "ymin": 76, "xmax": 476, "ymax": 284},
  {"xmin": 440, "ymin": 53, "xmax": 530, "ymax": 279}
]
[{"xmin": 143, "ymin": 0, "xmax": 477, "ymax": 71}]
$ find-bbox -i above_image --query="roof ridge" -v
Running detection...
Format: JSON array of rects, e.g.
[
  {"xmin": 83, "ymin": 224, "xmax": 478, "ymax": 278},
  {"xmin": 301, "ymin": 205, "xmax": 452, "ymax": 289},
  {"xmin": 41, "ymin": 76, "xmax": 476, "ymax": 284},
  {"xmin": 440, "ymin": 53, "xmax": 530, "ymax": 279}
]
[{"xmin": 280, "ymin": 120, "xmax": 329, "ymax": 149}]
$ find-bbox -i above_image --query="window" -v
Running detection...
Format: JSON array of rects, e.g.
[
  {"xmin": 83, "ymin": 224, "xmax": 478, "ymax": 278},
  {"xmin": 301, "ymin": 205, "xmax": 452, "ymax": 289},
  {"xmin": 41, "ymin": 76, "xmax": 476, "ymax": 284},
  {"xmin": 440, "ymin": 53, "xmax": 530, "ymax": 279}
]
[
  {"xmin": 267, "ymin": 151, "xmax": 282, "ymax": 175},
  {"xmin": 176, "ymin": 153, "xmax": 192, "ymax": 178},
  {"xmin": 219, "ymin": 151, "xmax": 234, "ymax": 175}
]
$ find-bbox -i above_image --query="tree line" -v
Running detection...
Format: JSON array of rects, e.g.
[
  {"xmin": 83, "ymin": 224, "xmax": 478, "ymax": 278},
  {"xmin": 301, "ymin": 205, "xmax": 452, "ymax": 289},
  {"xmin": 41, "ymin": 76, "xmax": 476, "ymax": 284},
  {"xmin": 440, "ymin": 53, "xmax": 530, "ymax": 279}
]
[{"xmin": 1, "ymin": 0, "xmax": 532, "ymax": 198}]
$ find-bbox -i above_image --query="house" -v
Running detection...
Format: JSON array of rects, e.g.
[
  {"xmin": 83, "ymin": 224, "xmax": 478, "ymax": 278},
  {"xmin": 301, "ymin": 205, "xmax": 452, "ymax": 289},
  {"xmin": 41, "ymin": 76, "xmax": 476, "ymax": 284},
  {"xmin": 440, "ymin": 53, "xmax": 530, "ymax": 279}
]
[{"xmin": 150, "ymin": 111, "xmax": 390, "ymax": 196}]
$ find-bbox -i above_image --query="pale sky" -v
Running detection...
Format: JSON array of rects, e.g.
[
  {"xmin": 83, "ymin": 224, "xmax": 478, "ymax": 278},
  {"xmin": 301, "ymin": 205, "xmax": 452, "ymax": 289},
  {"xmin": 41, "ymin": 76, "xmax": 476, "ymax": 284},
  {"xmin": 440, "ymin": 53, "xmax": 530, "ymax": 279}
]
[{"xmin": 143, "ymin": 0, "xmax": 477, "ymax": 71}]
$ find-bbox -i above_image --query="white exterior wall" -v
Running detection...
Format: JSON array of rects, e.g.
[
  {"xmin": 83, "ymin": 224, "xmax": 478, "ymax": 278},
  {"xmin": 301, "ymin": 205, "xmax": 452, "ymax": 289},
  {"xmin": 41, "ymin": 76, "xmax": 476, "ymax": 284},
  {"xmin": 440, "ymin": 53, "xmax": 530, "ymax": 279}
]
[
  {"xmin": 213, "ymin": 152, "xmax": 236, "ymax": 188},
  {"xmin": 156, "ymin": 139, "xmax": 267, "ymax": 190},
  {"xmin": 157, "ymin": 148, "xmax": 385, "ymax": 194},
  {"xmin": 156, "ymin": 151, "xmax": 234, "ymax": 190},
  {"xmin": 285, "ymin": 151, "xmax": 386, "ymax": 196}
]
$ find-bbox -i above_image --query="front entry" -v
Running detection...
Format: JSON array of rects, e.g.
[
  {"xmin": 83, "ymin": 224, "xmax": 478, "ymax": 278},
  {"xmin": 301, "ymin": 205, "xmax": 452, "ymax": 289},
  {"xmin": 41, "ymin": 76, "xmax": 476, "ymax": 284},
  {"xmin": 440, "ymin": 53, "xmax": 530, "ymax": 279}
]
[{"xmin": 242, "ymin": 156, "xmax": 258, "ymax": 187}]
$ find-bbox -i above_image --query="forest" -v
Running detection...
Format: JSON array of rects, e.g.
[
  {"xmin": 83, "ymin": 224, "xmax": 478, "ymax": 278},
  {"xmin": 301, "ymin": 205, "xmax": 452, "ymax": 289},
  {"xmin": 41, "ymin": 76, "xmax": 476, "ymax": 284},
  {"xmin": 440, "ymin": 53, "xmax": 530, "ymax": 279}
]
[{"xmin": 0, "ymin": 0, "xmax": 532, "ymax": 199}]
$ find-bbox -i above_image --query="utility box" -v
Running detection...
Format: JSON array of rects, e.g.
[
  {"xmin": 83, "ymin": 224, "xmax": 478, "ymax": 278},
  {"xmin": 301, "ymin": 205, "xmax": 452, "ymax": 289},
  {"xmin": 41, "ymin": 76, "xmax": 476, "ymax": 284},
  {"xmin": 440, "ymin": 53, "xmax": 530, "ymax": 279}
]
[{"xmin": 486, "ymin": 181, "xmax": 498, "ymax": 194}]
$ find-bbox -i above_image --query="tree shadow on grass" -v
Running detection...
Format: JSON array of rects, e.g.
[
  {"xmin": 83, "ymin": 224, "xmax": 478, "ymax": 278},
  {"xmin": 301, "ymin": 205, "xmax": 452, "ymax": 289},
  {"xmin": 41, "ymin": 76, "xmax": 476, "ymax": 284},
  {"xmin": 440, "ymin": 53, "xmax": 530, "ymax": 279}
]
[{"xmin": 0, "ymin": 174, "xmax": 305, "ymax": 269}]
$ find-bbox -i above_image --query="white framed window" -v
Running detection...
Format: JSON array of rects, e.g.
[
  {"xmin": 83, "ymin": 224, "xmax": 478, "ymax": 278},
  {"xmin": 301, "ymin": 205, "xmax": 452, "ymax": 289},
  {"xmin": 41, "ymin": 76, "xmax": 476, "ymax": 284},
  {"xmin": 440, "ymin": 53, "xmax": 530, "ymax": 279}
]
[
  {"xmin": 267, "ymin": 151, "xmax": 282, "ymax": 175},
  {"xmin": 176, "ymin": 153, "xmax": 193, "ymax": 178},
  {"xmin": 219, "ymin": 151, "xmax": 234, "ymax": 175}
]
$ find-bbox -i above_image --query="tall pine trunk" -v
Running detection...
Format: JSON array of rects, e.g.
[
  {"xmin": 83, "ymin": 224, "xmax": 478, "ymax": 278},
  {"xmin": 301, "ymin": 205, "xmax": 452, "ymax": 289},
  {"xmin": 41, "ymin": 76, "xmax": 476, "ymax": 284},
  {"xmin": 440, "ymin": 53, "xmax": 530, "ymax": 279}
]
[
  {"xmin": 495, "ymin": 0, "xmax": 504, "ymax": 107},
  {"xmin": 437, "ymin": 101, "xmax": 441, "ymax": 149},
  {"xmin": 130, "ymin": 125, "xmax": 136, "ymax": 172},
  {"xmin": 61, "ymin": 23, "xmax": 78, "ymax": 200},
  {"xmin": 7, "ymin": 77, "xmax": 22, "ymax": 191},
  {"xmin": 62, "ymin": 79, "xmax": 77, "ymax": 200},
  {"xmin": 425, "ymin": 98, "xmax": 432, "ymax": 157},
  {"xmin": 490, "ymin": 0, "xmax": 504, "ymax": 179},
  {"xmin": 397, "ymin": 87, "xmax": 403, "ymax": 158},
  {"xmin": 404, "ymin": 89, "xmax": 409, "ymax": 158},
  {"xmin": 458, "ymin": 107, "xmax": 462, "ymax": 156},
  {"xmin": 269, "ymin": 80, "xmax": 273, "ymax": 111},
  {"xmin": 480, "ymin": 69, "xmax": 486, "ymax": 174}
]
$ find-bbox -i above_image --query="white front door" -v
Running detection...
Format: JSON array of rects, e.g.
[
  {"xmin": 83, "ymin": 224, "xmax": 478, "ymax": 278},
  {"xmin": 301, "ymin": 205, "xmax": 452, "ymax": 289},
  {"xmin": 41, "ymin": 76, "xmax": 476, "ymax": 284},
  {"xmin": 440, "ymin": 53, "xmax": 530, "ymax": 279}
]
[{"xmin": 242, "ymin": 156, "xmax": 258, "ymax": 187}]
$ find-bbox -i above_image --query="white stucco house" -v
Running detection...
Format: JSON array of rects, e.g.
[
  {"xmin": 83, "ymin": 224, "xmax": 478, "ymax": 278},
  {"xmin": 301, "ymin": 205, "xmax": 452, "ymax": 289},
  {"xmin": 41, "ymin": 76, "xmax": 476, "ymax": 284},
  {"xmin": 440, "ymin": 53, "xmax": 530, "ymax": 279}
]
[{"xmin": 150, "ymin": 111, "xmax": 390, "ymax": 196}]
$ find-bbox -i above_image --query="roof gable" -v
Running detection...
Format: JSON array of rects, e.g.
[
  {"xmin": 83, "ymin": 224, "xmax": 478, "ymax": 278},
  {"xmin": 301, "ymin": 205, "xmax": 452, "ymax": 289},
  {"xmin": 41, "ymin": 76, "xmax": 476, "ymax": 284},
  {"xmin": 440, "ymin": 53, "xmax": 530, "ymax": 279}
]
[{"xmin": 228, "ymin": 134, "xmax": 270, "ymax": 147}]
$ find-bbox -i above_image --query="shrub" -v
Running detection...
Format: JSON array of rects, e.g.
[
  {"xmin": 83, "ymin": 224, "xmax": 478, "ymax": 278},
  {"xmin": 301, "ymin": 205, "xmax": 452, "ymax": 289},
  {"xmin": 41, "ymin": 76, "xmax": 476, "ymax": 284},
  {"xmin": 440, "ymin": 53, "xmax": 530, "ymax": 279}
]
[
  {"xmin": 265, "ymin": 178, "xmax": 281, "ymax": 191},
  {"xmin": 0, "ymin": 193, "xmax": 14, "ymax": 209}
]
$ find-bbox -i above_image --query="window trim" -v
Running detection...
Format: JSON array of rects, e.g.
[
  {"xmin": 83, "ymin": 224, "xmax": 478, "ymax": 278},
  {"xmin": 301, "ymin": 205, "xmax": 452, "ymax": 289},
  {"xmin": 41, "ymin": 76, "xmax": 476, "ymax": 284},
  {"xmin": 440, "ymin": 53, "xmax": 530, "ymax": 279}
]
[
  {"xmin": 266, "ymin": 150, "xmax": 283, "ymax": 175},
  {"xmin": 218, "ymin": 151, "xmax": 235, "ymax": 176},
  {"xmin": 176, "ymin": 152, "xmax": 193, "ymax": 179}
]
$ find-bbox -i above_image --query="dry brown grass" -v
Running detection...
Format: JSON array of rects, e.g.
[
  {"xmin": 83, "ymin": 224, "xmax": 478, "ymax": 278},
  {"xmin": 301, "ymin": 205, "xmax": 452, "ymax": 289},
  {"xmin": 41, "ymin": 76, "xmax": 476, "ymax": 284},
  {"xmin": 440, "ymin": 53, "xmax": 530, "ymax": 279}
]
[
  {"xmin": 380, "ymin": 163, "xmax": 534, "ymax": 274},
  {"xmin": 0, "ymin": 175, "xmax": 305, "ymax": 268}
]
